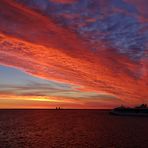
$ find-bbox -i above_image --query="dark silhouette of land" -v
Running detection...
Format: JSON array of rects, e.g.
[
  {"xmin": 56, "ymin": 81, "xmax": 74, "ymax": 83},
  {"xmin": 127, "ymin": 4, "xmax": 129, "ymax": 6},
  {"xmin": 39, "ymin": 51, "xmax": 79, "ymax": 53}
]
[{"xmin": 110, "ymin": 104, "xmax": 148, "ymax": 116}]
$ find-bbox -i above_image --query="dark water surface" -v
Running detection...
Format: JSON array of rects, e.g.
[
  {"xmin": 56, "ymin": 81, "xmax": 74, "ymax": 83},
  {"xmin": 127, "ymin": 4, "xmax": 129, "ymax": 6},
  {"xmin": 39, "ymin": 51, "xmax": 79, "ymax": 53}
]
[{"xmin": 0, "ymin": 109, "xmax": 148, "ymax": 148}]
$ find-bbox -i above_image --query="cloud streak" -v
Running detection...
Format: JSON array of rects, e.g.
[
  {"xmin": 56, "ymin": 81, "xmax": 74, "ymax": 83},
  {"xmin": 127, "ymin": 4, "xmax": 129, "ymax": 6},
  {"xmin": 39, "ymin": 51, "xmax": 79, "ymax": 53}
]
[{"xmin": 0, "ymin": 0, "xmax": 147, "ymax": 107}]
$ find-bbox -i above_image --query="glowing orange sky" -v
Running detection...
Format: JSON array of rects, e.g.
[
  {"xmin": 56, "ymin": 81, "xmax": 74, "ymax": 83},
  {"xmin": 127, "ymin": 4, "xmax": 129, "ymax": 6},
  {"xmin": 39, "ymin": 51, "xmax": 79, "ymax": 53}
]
[{"xmin": 0, "ymin": 0, "xmax": 147, "ymax": 108}]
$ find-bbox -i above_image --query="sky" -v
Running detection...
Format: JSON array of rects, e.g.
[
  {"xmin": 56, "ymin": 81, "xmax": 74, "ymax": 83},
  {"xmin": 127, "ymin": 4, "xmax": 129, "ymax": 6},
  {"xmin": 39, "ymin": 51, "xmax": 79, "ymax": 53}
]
[{"xmin": 0, "ymin": 0, "xmax": 147, "ymax": 108}]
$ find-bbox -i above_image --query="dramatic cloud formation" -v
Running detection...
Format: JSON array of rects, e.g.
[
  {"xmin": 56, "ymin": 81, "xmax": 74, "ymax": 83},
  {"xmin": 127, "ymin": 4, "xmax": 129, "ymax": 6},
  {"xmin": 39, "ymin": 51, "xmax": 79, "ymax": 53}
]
[
  {"xmin": 0, "ymin": 65, "xmax": 121, "ymax": 108},
  {"xmin": 0, "ymin": 0, "xmax": 147, "ymax": 108}
]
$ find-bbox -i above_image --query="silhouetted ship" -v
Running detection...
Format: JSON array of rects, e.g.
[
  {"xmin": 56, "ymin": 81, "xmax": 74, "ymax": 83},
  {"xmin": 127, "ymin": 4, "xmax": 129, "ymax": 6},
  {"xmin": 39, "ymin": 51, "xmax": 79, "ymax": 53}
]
[
  {"xmin": 110, "ymin": 104, "xmax": 148, "ymax": 116},
  {"xmin": 56, "ymin": 107, "xmax": 61, "ymax": 110}
]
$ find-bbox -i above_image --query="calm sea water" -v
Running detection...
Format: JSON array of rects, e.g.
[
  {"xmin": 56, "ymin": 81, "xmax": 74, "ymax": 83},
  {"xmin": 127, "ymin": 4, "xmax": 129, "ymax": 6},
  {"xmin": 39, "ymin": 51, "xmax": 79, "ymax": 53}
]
[{"xmin": 0, "ymin": 109, "xmax": 148, "ymax": 148}]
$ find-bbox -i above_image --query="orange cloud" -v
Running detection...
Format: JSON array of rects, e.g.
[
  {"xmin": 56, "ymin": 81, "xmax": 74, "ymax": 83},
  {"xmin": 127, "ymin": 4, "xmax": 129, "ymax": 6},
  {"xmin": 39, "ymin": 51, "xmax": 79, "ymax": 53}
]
[
  {"xmin": 0, "ymin": 93, "xmax": 122, "ymax": 109},
  {"xmin": 0, "ymin": 0, "xmax": 147, "ymax": 107}
]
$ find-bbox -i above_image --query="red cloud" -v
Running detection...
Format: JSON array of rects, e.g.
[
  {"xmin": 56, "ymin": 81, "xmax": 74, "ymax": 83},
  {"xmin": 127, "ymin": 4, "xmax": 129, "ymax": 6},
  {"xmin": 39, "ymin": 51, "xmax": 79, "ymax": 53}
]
[{"xmin": 0, "ymin": 0, "xmax": 147, "ymax": 107}]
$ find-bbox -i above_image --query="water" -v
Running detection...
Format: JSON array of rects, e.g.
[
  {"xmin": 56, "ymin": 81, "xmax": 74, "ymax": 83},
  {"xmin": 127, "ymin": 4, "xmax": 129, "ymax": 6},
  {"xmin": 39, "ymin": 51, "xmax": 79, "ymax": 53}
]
[{"xmin": 0, "ymin": 109, "xmax": 148, "ymax": 148}]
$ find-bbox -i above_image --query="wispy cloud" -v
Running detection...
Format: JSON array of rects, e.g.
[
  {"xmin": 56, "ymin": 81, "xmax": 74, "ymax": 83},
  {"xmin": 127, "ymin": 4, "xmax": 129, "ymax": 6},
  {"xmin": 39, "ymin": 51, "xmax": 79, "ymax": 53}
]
[{"xmin": 0, "ymin": 0, "xmax": 147, "ymax": 108}]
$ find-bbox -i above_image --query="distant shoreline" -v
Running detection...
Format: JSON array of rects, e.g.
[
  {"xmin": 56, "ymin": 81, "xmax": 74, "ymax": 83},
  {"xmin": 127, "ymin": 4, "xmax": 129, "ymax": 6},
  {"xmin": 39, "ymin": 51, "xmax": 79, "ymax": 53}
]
[{"xmin": 0, "ymin": 109, "xmax": 111, "ymax": 111}]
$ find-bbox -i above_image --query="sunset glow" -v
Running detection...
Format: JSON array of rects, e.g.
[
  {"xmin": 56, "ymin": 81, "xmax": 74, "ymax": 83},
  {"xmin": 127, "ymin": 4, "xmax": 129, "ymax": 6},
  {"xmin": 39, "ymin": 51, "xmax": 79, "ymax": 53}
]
[{"xmin": 0, "ymin": 0, "xmax": 147, "ymax": 108}]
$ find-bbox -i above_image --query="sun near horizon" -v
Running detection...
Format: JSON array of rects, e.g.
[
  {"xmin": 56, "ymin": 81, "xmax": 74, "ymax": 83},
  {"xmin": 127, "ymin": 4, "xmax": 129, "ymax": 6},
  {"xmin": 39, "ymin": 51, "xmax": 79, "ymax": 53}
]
[{"xmin": 0, "ymin": 0, "xmax": 147, "ymax": 109}]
